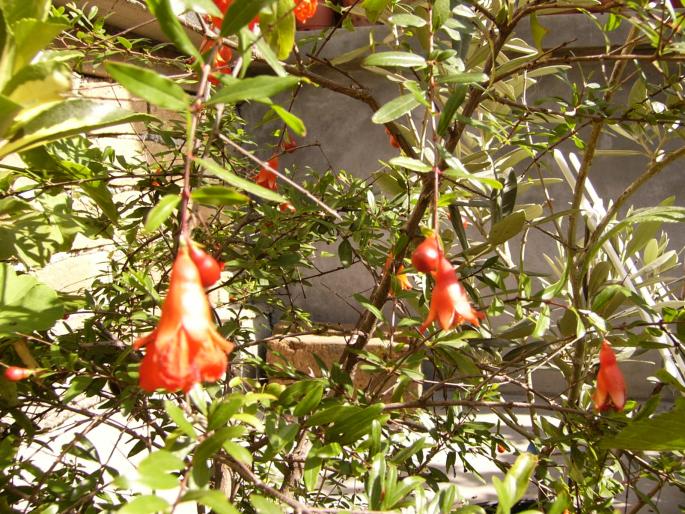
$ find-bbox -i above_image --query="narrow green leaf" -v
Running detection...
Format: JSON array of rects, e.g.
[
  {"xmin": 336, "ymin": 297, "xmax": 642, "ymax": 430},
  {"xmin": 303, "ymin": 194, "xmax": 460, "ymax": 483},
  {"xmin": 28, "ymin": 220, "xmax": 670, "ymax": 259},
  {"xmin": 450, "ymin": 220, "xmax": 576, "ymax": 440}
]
[
  {"xmin": 191, "ymin": 185, "xmax": 249, "ymax": 207},
  {"xmin": 389, "ymin": 156, "xmax": 432, "ymax": 172},
  {"xmin": 143, "ymin": 195, "xmax": 180, "ymax": 233},
  {"xmin": 164, "ymin": 400, "xmax": 197, "ymax": 439},
  {"xmin": 105, "ymin": 62, "xmax": 190, "ymax": 111},
  {"xmin": 438, "ymin": 72, "xmax": 488, "ymax": 84},
  {"xmin": 13, "ymin": 19, "xmax": 68, "ymax": 72},
  {"xmin": 388, "ymin": 13, "xmax": 426, "ymax": 27},
  {"xmin": 221, "ymin": 0, "xmax": 272, "ymax": 36},
  {"xmin": 223, "ymin": 440, "xmax": 253, "ymax": 465},
  {"xmin": 530, "ymin": 12, "xmax": 548, "ymax": 51},
  {"xmin": 197, "ymin": 158, "xmax": 286, "ymax": 202},
  {"xmin": 145, "ymin": 0, "xmax": 200, "ymax": 59},
  {"xmin": 271, "ymin": 104, "xmax": 306, "ymax": 136},
  {"xmin": 182, "ymin": 491, "xmax": 240, "ymax": 514},
  {"xmin": 209, "ymin": 75, "xmax": 299, "ymax": 105},
  {"xmin": 489, "ymin": 211, "xmax": 526, "ymax": 245},
  {"xmin": 250, "ymin": 495, "xmax": 283, "ymax": 514},
  {"xmin": 303, "ymin": 456, "xmax": 322, "ymax": 492},
  {"xmin": 437, "ymin": 86, "xmax": 467, "ymax": 136},
  {"xmin": 363, "ymin": 51, "xmax": 427, "ymax": 68},
  {"xmin": 372, "ymin": 94, "xmax": 421, "ymax": 124}
]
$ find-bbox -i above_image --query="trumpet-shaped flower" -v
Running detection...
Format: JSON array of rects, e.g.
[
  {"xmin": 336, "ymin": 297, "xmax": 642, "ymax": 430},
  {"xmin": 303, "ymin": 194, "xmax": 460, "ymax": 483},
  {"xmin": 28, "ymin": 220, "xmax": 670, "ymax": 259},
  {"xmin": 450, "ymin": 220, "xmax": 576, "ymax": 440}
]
[
  {"xmin": 592, "ymin": 340, "xmax": 626, "ymax": 412},
  {"xmin": 420, "ymin": 257, "xmax": 483, "ymax": 332},
  {"xmin": 134, "ymin": 246, "xmax": 234, "ymax": 393}
]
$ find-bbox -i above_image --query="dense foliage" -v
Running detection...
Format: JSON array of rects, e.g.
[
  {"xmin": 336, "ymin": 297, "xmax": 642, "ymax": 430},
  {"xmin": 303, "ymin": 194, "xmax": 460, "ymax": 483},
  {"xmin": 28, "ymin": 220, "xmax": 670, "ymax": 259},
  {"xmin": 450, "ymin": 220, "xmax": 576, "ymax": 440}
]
[{"xmin": 1, "ymin": 0, "xmax": 684, "ymax": 513}]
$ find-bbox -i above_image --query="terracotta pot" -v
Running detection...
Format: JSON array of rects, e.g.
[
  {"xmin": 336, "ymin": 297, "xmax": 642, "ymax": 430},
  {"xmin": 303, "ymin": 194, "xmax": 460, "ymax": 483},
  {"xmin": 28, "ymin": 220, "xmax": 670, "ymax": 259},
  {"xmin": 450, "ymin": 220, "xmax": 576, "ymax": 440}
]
[
  {"xmin": 341, "ymin": 0, "xmax": 373, "ymax": 26},
  {"xmin": 297, "ymin": 1, "xmax": 336, "ymax": 30}
]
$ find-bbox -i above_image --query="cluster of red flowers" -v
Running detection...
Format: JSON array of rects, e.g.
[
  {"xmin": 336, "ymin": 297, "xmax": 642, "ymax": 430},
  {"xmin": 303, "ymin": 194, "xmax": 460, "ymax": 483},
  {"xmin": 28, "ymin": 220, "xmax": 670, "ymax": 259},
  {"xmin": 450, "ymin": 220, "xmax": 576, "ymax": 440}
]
[
  {"xmin": 199, "ymin": 39, "xmax": 234, "ymax": 86},
  {"xmin": 254, "ymin": 155, "xmax": 295, "ymax": 213},
  {"xmin": 411, "ymin": 235, "xmax": 483, "ymax": 332},
  {"xmin": 133, "ymin": 242, "xmax": 234, "ymax": 393},
  {"xmin": 210, "ymin": 0, "xmax": 318, "ymax": 30}
]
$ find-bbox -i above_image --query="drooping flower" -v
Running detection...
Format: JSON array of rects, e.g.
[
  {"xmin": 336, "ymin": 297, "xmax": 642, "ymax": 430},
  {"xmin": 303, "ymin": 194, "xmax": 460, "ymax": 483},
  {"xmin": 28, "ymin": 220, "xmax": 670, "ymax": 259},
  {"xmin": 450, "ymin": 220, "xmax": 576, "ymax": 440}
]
[
  {"xmin": 294, "ymin": 0, "xmax": 318, "ymax": 23},
  {"xmin": 411, "ymin": 235, "xmax": 441, "ymax": 273},
  {"xmin": 187, "ymin": 240, "xmax": 224, "ymax": 287},
  {"xmin": 4, "ymin": 366, "xmax": 35, "ymax": 381},
  {"xmin": 255, "ymin": 157, "xmax": 279, "ymax": 191},
  {"xmin": 420, "ymin": 257, "xmax": 483, "ymax": 332},
  {"xmin": 592, "ymin": 340, "xmax": 626, "ymax": 412},
  {"xmin": 134, "ymin": 246, "xmax": 234, "ymax": 393}
]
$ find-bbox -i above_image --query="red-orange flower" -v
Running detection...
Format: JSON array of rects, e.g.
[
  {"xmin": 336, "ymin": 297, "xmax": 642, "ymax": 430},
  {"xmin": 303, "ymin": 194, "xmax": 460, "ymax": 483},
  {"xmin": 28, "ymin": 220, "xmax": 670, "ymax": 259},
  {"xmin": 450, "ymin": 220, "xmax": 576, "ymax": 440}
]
[
  {"xmin": 134, "ymin": 246, "xmax": 234, "ymax": 393},
  {"xmin": 199, "ymin": 39, "xmax": 233, "ymax": 85},
  {"xmin": 255, "ymin": 157, "xmax": 279, "ymax": 191},
  {"xmin": 420, "ymin": 257, "xmax": 483, "ymax": 332},
  {"xmin": 188, "ymin": 240, "xmax": 224, "ymax": 287},
  {"xmin": 283, "ymin": 131, "xmax": 297, "ymax": 153},
  {"xmin": 385, "ymin": 127, "xmax": 400, "ymax": 149},
  {"xmin": 294, "ymin": 0, "xmax": 318, "ymax": 23},
  {"xmin": 592, "ymin": 340, "xmax": 626, "ymax": 412},
  {"xmin": 210, "ymin": 0, "xmax": 259, "ymax": 31}
]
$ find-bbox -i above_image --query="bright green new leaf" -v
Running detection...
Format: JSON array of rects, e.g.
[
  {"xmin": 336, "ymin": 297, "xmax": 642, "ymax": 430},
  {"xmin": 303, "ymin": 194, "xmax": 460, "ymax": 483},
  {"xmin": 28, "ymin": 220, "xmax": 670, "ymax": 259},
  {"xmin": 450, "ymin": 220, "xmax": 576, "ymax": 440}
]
[
  {"xmin": 600, "ymin": 401, "xmax": 685, "ymax": 450},
  {"xmin": 389, "ymin": 156, "xmax": 432, "ymax": 172},
  {"xmin": 182, "ymin": 491, "xmax": 240, "ymax": 514},
  {"xmin": 271, "ymin": 104, "xmax": 306, "ymax": 136},
  {"xmin": 361, "ymin": 0, "xmax": 390, "ymax": 23},
  {"xmin": 12, "ymin": 19, "xmax": 68, "ymax": 72},
  {"xmin": 105, "ymin": 62, "xmax": 190, "ymax": 111}
]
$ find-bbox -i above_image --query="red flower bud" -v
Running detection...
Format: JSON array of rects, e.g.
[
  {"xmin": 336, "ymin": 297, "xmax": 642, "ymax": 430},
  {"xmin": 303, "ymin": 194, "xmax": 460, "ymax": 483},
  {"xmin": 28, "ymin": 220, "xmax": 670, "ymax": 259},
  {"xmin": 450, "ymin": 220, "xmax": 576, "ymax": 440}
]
[
  {"xmin": 4, "ymin": 366, "xmax": 34, "ymax": 381},
  {"xmin": 283, "ymin": 132, "xmax": 297, "ymax": 153},
  {"xmin": 592, "ymin": 340, "xmax": 626, "ymax": 412},
  {"xmin": 411, "ymin": 236, "xmax": 441, "ymax": 273},
  {"xmin": 187, "ymin": 242, "xmax": 224, "ymax": 288}
]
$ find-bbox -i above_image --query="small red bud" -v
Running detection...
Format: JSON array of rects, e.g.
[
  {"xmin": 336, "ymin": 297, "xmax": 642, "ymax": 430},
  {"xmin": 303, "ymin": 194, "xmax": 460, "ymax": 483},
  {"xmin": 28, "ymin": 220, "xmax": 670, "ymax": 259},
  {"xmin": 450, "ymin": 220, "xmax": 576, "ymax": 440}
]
[
  {"xmin": 187, "ymin": 242, "xmax": 224, "ymax": 287},
  {"xmin": 4, "ymin": 366, "xmax": 34, "ymax": 381}
]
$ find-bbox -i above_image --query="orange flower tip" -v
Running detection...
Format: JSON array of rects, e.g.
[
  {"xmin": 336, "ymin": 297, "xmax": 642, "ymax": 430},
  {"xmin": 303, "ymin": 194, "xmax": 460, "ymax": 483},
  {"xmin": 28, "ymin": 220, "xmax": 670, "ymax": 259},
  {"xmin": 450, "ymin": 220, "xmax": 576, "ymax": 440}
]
[
  {"xmin": 279, "ymin": 202, "xmax": 296, "ymax": 213},
  {"xmin": 4, "ymin": 366, "xmax": 35, "ymax": 381}
]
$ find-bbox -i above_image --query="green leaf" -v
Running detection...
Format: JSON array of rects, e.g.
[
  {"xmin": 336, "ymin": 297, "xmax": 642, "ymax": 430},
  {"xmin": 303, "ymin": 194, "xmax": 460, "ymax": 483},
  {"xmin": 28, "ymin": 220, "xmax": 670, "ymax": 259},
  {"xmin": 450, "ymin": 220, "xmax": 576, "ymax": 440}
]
[
  {"xmin": 372, "ymin": 94, "xmax": 421, "ymax": 124},
  {"xmin": 262, "ymin": 0, "xmax": 296, "ymax": 60},
  {"xmin": 361, "ymin": 0, "xmax": 390, "ymax": 23},
  {"xmin": 0, "ymin": 99, "xmax": 156, "ymax": 159},
  {"xmin": 250, "ymin": 495, "xmax": 283, "ymax": 514},
  {"xmin": 221, "ymin": 0, "xmax": 272, "ymax": 36},
  {"xmin": 389, "ymin": 156, "xmax": 432, "ymax": 172},
  {"xmin": 363, "ymin": 51, "xmax": 427, "ymax": 68},
  {"xmin": 438, "ymin": 72, "xmax": 488, "ymax": 84},
  {"xmin": 1, "ymin": 0, "xmax": 50, "ymax": 24},
  {"xmin": 599, "ymin": 401, "xmax": 685, "ymax": 450},
  {"xmin": 432, "ymin": 0, "xmax": 450, "ymax": 29},
  {"xmin": 254, "ymin": 37, "xmax": 287, "ymax": 77},
  {"xmin": 0, "ymin": 94, "xmax": 21, "ymax": 138},
  {"xmin": 164, "ymin": 400, "xmax": 197, "ymax": 439},
  {"xmin": 145, "ymin": 0, "xmax": 200, "ymax": 59},
  {"xmin": 139, "ymin": 450, "xmax": 185, "ymax": 473},
  {"xmin": 143, "ymin": 194, "xmax": 180, "ymax": 233},
  {"xmin": 0, "ymin": 264, "xmax": 63, "ymax": 335},
  {"xmin": 437, "ymin": 86, "xmax": 467, "ymax": 136},
  {"xmin": 209, "ymin": 75, "xmax": 299, "ymax": 105},
  {"xmin": 181, "ymin": 491, "xmax": 239, "ymax": 514},
  {"xmin": 489, "ymin": 211, "xmax": 526, "ymax": 245},
  {"xmin": 105, "ymin": 62, "xmax": 190, "ymax": 111},
  {"xmin": 12, "ymin": 19, "xmax": 68, "ymax": 72},
  {"xmin": 530, "ymin": 12, "xmax": 548, "ymax": 51},
  {"xmin": 223, "ymin": 440, "xmax": 253, "ymax": 465},
  {"xmin": 303, "ymin": 456, "xmax": 322, "ymax": 492},
  {"xmin": 191, "ymin": 185, "xmax": 249, "ymax": 207},
  {"xmin": 175, "ymin": 0, "xmax": 221, "ymax": 17},
  {"xmin": 271, "ymin": 104, "xmax": 306, "ymax": 136},
  {"xmin": 293, "ymin": 381, "xmax": 324, "ymax": 416},
  {"xmin": 388, "ymin": 14, "xmax": 426, "ymax": 27},
  {"xmin": 197, "ymin": 158, "xmax": 287, "ymax": 203},
  {"xmin": 118, "ymin": 495, "xmax": 169, "ymax": 514},
  {"xmin": 4, "ymin": 61, "xmax": 71, "ymax": 107},
  {"xmin": 338, "ymin": 239, "xmax": 353, "ymax": 267}
]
